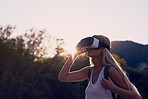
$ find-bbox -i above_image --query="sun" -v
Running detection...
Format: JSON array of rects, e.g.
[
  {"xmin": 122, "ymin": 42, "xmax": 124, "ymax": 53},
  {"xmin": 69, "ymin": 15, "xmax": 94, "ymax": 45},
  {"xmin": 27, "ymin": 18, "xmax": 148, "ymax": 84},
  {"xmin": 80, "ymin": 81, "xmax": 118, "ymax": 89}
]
[
  {"xmin": 61, "ymin": 34, "xmax": 83, "ymax": 56},
  {"xmin": 65, "ymin": 42, "xmax": 76, "ymax": 55},
  {"xmin": 63, "ymin": 38, "xmax": 78, "ymax": 55}
]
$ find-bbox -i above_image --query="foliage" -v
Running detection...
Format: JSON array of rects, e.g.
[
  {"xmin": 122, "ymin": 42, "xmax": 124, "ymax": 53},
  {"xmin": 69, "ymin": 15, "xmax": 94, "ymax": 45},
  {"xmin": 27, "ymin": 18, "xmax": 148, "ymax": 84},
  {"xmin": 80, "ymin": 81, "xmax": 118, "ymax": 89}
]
[
  {"xmin": 112, "ymin": 53, "xmax": 127, "ymax": 68},
  {"xmin": 127, "ymin": 69, "xmax": 148, "ymax": 99},
  {"xmin": 0, "ymin": 25, "xmax": 147, "ymax": 99}
]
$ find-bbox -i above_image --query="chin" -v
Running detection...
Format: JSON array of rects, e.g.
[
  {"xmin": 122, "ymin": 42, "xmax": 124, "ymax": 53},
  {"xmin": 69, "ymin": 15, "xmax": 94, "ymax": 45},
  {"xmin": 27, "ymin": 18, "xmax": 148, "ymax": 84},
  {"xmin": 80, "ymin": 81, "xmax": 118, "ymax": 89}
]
[
  {"xmin": 87, "ymin": 53, "xmax": 95, "ymax": 57},
  {"xmin": 86, "ymin": 53, "xmax": 91, "ymax": 57},
  {"xmin": 87, "ymin": 53, "xmax": 101, "ymax": 58}
]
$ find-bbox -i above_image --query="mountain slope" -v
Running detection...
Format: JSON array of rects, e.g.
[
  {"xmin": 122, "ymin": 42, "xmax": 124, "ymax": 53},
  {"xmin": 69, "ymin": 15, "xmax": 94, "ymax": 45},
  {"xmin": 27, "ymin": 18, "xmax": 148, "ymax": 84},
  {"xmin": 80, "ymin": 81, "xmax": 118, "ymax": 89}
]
[{"xmin": 111, "ymin": 41, "xmax": 148, "ymax": 68}]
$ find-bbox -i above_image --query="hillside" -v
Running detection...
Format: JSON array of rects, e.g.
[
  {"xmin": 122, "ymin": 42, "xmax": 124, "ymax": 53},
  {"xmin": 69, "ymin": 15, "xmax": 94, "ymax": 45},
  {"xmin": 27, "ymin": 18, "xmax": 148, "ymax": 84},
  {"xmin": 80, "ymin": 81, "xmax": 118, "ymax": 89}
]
[{"xmin": 111, "ymin": 41, "xmax": 148, "ymax": 69}]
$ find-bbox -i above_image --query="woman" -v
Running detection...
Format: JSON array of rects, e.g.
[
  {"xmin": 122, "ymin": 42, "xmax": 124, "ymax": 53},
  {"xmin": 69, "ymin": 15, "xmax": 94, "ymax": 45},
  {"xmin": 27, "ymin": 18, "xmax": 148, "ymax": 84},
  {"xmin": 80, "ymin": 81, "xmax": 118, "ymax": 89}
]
[{"xmin": 58, "ymin": 35, "xmax": 141, "ymax": 99}]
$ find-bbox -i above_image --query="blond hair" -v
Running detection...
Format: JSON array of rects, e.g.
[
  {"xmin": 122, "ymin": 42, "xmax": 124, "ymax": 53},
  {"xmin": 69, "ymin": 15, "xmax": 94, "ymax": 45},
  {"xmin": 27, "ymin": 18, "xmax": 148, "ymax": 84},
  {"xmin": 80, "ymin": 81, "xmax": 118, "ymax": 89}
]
[{"xmin": 91, "ymin": 35, "xmax": 141, "ymax": 98}]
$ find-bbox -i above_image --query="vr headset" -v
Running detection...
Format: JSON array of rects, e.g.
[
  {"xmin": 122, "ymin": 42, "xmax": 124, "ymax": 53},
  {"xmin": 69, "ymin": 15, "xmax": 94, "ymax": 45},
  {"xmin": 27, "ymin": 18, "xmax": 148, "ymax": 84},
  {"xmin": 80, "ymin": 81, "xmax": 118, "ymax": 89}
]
[{"xmin": 76, "ymin": 37, "xmax": 110, "ymax": 51}]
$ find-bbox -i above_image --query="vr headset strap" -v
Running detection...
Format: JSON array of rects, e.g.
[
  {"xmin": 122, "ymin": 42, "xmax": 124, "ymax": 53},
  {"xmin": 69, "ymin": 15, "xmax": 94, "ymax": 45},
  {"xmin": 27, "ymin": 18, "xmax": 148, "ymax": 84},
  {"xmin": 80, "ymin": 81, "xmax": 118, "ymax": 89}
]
[{"xmin": 99, "ymin": 40, "xmax": 110, "ymax": 51}]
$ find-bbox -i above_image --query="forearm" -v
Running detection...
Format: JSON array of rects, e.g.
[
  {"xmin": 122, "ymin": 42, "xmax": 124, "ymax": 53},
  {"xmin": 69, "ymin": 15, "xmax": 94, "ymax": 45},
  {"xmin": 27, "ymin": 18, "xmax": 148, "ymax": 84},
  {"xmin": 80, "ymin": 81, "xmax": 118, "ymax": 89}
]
[
  {"xmin": 58, "ymin": 55, "xmax": 77, "ymax": 81},
  {"xmin": 112, "ymin": 85, "xmax": 139, "ymax": 99}
]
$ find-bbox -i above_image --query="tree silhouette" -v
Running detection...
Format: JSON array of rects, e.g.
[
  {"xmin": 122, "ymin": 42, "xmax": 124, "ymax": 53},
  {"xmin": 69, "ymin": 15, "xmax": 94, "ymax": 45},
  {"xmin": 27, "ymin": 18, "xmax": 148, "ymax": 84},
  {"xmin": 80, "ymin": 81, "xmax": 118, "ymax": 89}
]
[{"xmin": 0, "ymin": 25, "xmax": 147, "ymax": 99}]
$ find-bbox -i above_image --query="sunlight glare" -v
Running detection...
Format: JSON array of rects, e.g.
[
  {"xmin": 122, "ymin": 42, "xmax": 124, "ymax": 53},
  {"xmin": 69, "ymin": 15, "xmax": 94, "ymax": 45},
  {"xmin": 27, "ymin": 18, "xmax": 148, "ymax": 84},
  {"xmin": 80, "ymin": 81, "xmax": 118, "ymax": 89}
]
[
  {"xmin": 64, "ymin": 38, "xmax": 78, "ymax": 55},
  {"xmin": 66, "ymin": 43, "xmax": 76, "ymax": 55},
  {"xmin": 62, "ymin": 34, "xmax": 82, "ymax": 56}
]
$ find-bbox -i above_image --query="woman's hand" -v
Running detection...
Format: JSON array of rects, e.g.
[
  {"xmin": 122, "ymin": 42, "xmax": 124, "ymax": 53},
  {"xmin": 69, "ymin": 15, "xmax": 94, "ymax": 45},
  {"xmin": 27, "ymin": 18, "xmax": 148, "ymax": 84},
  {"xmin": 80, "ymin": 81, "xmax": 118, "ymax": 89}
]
[
  {"xmin": 75, "ymin": 45, "xmax": 85, "ymax": 56},
  {"xmin": 101, "ymin": 77, "xmax": 116, "ymax": 91},
  {"xmin": 101, "ymin": 77, "xmax": 141, "ymax": 99},
  {"xmin": 75, "ymin": 48, "xmax": 85, "ymax": 55}
]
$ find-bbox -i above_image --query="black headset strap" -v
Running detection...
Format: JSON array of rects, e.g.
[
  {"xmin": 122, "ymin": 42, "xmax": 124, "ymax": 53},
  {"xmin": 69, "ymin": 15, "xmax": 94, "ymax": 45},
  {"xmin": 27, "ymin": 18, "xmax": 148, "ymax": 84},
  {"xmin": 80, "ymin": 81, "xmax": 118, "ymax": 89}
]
[{"xmin": 99, "ymin": 40, "xmax": 110, "ymax": 51}]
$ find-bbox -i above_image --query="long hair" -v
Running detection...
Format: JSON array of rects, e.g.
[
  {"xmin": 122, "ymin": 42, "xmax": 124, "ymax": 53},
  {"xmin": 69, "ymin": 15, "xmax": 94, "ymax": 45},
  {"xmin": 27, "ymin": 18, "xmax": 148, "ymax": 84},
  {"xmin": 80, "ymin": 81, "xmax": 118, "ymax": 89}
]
[{"xmin": 91, "ymin": 35, "xmax": 142, "ymax": 98}]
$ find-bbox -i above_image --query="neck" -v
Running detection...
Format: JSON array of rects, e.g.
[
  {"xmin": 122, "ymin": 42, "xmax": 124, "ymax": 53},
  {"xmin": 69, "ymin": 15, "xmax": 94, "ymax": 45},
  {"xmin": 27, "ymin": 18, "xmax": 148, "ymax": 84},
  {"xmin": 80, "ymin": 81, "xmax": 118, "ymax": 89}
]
[{"xmin": 92, "ymin": 56, "xmax": 103, "ymax": 69}]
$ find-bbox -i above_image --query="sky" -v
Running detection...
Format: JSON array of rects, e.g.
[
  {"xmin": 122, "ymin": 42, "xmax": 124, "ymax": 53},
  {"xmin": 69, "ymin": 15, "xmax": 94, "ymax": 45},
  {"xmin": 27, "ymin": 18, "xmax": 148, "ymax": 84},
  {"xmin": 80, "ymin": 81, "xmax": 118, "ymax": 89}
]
[{"xmin": 0, "ymin": 0, "xmax": 148, "ymax": 52}]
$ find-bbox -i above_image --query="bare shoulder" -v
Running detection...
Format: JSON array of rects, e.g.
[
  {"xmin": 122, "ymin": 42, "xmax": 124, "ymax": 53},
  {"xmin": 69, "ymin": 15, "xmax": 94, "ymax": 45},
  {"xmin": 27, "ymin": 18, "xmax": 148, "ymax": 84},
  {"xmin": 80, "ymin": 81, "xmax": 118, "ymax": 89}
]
[
  {"xmin": 109, "ymin": 66, "xmax": 120, "ymax": 75},
  {"xmin": 109, "ymin": 66, "xmax": 129, "ymax": 90},
  {"xmin": 108, "ymin": 66, "xmax": 121, "ymax": 80},
  {"xmin": 108, "ymin": 66, "xmax": 122, "ymax": 80}
]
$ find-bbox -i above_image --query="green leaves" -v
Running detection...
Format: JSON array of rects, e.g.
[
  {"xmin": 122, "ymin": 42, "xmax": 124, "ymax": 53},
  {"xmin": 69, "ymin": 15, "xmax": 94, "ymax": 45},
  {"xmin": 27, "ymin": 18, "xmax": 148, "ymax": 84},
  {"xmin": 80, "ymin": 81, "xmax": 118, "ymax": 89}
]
[{"xmin": 0, "ymin": 25, "xmax": 147, "ymax": 99}]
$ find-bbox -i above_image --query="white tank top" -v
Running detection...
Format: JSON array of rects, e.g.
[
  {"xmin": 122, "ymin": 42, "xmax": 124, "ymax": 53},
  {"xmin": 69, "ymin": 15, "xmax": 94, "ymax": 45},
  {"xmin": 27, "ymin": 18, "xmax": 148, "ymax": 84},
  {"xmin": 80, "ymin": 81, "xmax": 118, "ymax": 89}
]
[{"xmin": 85, "ymin": 67, "xmax": 113, "ymax": 99}]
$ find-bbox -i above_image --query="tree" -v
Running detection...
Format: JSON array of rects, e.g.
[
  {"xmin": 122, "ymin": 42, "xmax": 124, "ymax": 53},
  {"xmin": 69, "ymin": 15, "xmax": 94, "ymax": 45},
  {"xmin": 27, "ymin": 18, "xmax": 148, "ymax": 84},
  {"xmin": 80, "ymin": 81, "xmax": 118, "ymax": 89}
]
[
  {"xmin": 0, "ymin": 25, "xmax": 57, "ymax": 99},
  {"xmin": 0, "ymin": 25, "xmax": 147, "ymax": 99},
  {"xmin": 112, "ymin": 53, "xmax": 127, "ymax": 68},
  {"xmin": 55, "ymin": 38, "xmax": 65, "ymax": 56}
]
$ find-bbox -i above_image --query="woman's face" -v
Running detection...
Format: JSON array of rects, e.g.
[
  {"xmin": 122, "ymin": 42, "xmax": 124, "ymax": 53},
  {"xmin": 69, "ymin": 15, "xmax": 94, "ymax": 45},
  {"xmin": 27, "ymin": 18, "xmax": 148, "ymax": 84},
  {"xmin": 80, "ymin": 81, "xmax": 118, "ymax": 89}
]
[{"xmin": 86, "ymin": 48, "xmax": 103, "ymax": 57}]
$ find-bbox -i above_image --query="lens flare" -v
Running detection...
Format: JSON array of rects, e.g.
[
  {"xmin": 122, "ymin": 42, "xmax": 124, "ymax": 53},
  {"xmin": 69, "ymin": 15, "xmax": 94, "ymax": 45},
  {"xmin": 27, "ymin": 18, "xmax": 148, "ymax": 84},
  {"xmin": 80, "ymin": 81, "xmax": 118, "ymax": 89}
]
[
  {"xmin": 67, "ymin": 46, "xmax": 76, "ymax": 55},
  {"xmin": 63, "ymin": 38, "xmax": 78, "ymax": 56}
]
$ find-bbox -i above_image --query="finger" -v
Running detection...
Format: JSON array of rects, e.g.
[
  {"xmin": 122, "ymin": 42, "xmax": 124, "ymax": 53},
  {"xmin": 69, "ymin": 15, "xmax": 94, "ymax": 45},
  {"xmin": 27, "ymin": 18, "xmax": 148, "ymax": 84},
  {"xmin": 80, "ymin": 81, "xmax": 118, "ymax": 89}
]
[
  {"xmin": 101, "ymin": 81, "xmax": 105, "ymax": 87},
  {"xmin": 101, "ymin": 79, "xmax": 107, "ymax": 86},
  {"xmin": 102, "ymin": 78, "xmax": 106, "ymax": 81},
  {"xmin": 108, "ymin": 77, "xmax": 111, "ymax": 81},
  {"xmin": 102, "ymin": 78, "xmax": 108, "ymax": 83},
  {"xmin": 108, "ymin": 77, "xmax": 113, "ymax": 84},
  {"xmin": 101, "ymin": 83, "xmax": 107, "ymax": 89},
  {"xmin": 101, "ymin": 79, "xmax": 103, "ymax": 84},
  {"xmin": 101, "ymin": 79, "xmax": 105, "ymax": 85}
]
